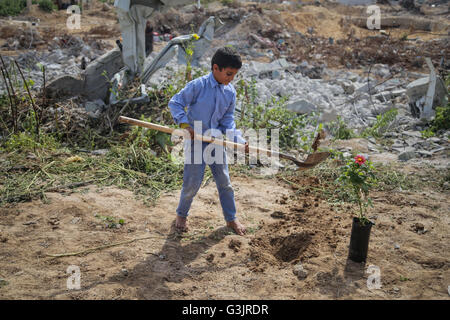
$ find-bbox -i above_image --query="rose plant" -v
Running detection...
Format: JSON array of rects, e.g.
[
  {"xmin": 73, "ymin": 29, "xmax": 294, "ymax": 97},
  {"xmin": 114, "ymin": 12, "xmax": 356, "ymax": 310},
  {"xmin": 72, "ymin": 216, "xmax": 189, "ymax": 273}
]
[{"xmin": 337, "ymin": 155, "xmax": 376, "ymax": 226}]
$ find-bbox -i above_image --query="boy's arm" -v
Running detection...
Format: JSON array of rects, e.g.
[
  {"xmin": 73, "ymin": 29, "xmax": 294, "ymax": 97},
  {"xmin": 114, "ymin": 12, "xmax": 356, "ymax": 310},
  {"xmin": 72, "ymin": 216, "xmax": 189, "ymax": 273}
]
[
  {"xmin": 218, "ymin": 92, "xmax": 246, "ymax": 145},
  {"xmin": 168, "ymin": 81, "xmax": 196, "ymax": 127}
]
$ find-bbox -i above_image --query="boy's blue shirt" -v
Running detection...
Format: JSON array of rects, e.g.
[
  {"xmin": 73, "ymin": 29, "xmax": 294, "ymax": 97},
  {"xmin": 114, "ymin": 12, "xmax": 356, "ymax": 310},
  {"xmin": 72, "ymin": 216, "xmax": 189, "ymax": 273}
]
[{"xmin": 168, "ymin": 72, "xmax": 246, "ymax": 144}]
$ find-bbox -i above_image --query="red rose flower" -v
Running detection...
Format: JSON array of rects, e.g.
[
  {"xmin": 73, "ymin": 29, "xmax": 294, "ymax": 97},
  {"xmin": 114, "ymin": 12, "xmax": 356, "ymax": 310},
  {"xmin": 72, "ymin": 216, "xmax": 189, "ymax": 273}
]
[{"xmin": 354, "ymin": 155, "xmax": 366, "ymax": 165}]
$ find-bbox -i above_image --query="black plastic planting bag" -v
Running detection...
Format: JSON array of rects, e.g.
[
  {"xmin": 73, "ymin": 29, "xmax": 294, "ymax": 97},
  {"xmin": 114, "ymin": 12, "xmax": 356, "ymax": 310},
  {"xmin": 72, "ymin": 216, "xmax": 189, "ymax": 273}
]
[{"xmin": 348, "ymin": 217, "xmax": 374, "ymax": 263}]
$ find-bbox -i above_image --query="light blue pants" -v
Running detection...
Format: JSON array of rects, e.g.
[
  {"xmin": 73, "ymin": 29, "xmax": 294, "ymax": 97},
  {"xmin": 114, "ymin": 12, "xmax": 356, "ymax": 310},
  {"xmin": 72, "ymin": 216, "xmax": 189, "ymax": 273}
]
[{"xmin": 176, "ymin": 141, "xmax": 237, "ymax": 222}]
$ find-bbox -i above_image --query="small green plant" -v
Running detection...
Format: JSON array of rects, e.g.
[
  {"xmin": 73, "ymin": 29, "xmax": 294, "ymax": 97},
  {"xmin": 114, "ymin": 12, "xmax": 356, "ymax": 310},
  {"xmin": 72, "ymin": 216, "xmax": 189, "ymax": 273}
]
[
  {"xmin": 421, "ymin": 128, "xmax": 435, "ymax": 139},
  {"xmin": 420, "ymin": 101, "xmax": 450, "ymax": 137},
  {"xmin": 400, "ymin": 276, "xmax": 410, "ymax": 282},
  {"xmin": 362, "ymin": 108, "xmax": 398, "ymax": 138},
  {"xmin": 329, "ymin": 116, "xmax": 356, "ymax": 140},
  {"xmin": 37, "ymin": 0, "xmax": 55, "ymax": 12},
  {"xmin": 337, "ymin": 155, "xmax": 376, "ymax": 226},
  {"xmin": 94, "ymin": 213, "xmax": 124, "ymax": 229},
  {"xmin": 0, "ymin": 278, "xmax": 8, "ymax": 288},
  {"xmin": 0, "ymin": 0, "xmax": 26, "ymax": 16},
  {"xmin": 430, "ymin": 102, "xmax": 450, "ymax": 132}
]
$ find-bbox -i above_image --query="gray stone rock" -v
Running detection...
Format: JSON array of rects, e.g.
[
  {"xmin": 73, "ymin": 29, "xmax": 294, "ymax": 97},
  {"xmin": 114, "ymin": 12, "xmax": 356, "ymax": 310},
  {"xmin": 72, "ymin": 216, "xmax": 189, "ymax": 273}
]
[
  {"xmin": 398, "ymin": 151, "xmax": 416, "ymax": 161},
  {"xmin": 429, "ymin": 147, "xmax": 446, "ymax": 154},
  {"xmin": 428, "ymin": 137, "xmax": 441, "ymax": 143},
  {"xmin": 391, "ymin": 89, "xmax": 406, "ymax": 97},
  {"xmin": 392, "ymin": 146, "xmax": 415, "ymax": 154},
  {"xmin": 271, "ymin": 69, "xmax": 281, "ymax": 80},
  {"xmin": 71, "ymin": 217, "xmax": 81, "ymax": 224},
  {"xmin": 402, "ymin": 131, "xmax": 422, "ymax": 138},
  {"xmin": 418, "ymin": 150, "xmax": 433, "ymax": 157},
  {"xmin": 374, "ymin": 92, "xmax": 390, "ymax": 102},
  {"xmin": 391, "ymin": 140, "xmax": 405, "ymax": 148},
  {"xmin": 355, "ymin": 81, "xmax": 378, "ymax": 94},
  {"xmin": 91, "ymin": 149, "xmax": 109, "ymax": 156},
  {"xmin": 85, "ymin": 99, "xmax": 106, "ymax": 118},
  {"xmin": 45, "ymin": 75, "xmax": 84, "ymax": 99},
  {"xmin": 348, "ymin": 73, "xmax": 359, "ymax": 82},
  {"xmin": 293, "ymin": 263, "xmax": 308, "ymax": 280},
  {"xmin": 405, "ymin": 137, "xmax": 420, "ymax": 147},
  {"xmin": 338, "ymin": 80, "xmax": 355, "ymax": 95},
  {"xmin": 285, "ymin": 99, "xmax": 317, "ymax": 114},
  {"xmin": 248, "ymin": 58, "xmax": 290, "ymax": 77}
]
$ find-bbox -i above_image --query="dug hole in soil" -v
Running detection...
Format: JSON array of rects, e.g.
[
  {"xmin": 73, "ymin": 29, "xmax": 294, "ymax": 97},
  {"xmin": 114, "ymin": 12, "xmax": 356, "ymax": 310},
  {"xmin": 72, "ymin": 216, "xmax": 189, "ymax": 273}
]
[{"xmin": 0, "ymin": 172, "xmax": 449, "ymax": 299}]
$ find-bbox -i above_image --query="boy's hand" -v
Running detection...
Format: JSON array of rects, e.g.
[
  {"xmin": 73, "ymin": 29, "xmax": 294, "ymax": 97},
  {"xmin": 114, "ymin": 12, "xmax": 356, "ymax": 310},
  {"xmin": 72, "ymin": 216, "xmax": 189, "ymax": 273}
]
[{"xmin": 180, "ymin": 123, "xmax": 194, "ymax": 139}]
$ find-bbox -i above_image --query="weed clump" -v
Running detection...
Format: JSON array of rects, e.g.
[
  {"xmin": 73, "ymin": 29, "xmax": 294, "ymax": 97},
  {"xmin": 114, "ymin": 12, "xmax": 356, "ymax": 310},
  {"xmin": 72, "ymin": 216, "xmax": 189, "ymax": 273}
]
[
  {"xmin": 38, "ymin": 0, "xmax": 55, "ymax": 12},
  {"xmin": 328, "ymin": 116, "xmax": 356, "ymax": 140},
  {"xmin": 362, "ymin": 108, "xmax": 398, "ymax": 138},
  {"xmin": 0, "ymin": 0, "xmax": 26, "ymax": 16}
]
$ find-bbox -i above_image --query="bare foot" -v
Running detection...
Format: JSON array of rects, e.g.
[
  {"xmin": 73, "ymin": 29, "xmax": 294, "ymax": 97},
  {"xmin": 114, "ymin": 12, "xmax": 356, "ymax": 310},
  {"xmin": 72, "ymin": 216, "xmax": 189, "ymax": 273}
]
[
  {"xmin": 175, "ymin": 215, "xmax": 188, "ymax": 232},
  {"xmin": 226, "ymin": 219, "xmax": 246, "ymax": 236}
]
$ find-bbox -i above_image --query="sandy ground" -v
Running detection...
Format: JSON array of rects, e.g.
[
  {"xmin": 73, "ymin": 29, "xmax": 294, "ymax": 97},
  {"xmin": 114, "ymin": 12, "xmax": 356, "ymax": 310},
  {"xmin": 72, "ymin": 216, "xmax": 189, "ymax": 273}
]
[{"xmin": 0, "ymin": 169, "xmax": 449, "ymax": 299}]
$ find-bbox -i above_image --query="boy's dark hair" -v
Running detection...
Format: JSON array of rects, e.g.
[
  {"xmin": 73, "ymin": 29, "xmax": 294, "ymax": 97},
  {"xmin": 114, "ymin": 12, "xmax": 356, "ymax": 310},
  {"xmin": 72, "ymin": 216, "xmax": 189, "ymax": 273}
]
[{"xmin": 211, "ymin": 46, "xmax": 242, "ymax": 71}]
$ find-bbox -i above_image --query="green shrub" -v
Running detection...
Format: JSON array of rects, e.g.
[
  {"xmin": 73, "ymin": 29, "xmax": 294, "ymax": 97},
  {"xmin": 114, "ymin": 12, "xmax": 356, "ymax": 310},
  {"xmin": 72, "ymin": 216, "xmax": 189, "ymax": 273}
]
[
  {"xmin": 329, "ymin": 116, "xmax": 356, "ymax": 140},
  {"xmin": 38, "ymin": 0, "xmax": 55, "ymax": 12},
  {"xmin": 420, "ymin": 74, "xmax": 450, "ymax": 137},
  {"xmin": 362, "ymin": 108, "xmax": 398, "ymax": 138},
  {"xmin": 235, "ymin": 78, "xmax": 320, "ymax": 152},
  {"xmin": 431, "ymin": 102, "xmax": 450, "ymax": 132},
  {"xmin": 0, "ymin": 0, "xmax": 26, "ymax": 16}
]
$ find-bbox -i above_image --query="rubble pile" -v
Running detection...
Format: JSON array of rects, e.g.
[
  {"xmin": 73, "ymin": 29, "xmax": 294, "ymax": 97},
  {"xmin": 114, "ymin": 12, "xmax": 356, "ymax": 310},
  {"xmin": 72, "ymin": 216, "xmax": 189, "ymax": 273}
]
[
  {"xmin": 0, "ymin": 34, "xmax": 114, "ymax": 94},
  {"xmin": 0, "ymin": 24, "xmax": 45, "ymax": 50}
]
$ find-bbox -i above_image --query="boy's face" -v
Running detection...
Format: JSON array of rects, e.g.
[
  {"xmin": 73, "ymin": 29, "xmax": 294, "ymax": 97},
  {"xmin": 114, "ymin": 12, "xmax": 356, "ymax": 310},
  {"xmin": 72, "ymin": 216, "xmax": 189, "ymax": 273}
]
[{"xmin": 212, "ymin": 64, "xmax": 239, "ymax": 86}]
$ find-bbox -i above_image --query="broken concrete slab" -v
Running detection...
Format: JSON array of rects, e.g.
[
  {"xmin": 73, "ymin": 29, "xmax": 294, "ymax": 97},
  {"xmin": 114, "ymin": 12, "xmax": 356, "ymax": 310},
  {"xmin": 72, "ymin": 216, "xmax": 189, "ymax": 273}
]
[
  {"xmin": 45, "ymin": 48, "xmax": 123, "ymax": 101},
  {"xmin": 248, "ymin": 58, "xmax": 292, "ymax": 78},
  {"xmin": 82, "ymin": 48, "xmax": 124, "ymax": 101},
  {"xmin": 392, "ymin": 146, "xmax": 416, "ymax": 154},
  {"xmin": 429, "ymin": 146, "xmax": 447, "ymax": 154},
  {"xmin": 406, "ymin": 75, "xmax": 447, "ymax": 118},
  {"xmin": 402, "ymin": 131, "xmax": 423, "ymax": 138},
  {"xmin": 391, "ymin": 89, "xmax": 407, "ymax": 98},
  {"xmin": 355, "ymin": 81, "xmax": 378, "ymax": 95},
  {"xmin": 417, "ymin": 150, "xmax": 433, "ymax": 157}
]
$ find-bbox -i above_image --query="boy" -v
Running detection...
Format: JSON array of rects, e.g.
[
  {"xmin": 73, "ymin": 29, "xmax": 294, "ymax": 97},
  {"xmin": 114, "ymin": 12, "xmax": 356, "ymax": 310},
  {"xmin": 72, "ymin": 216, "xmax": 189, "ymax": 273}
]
[{"xmin": 169, "ymin": 47, "xmax": 248, "ymax": 236}]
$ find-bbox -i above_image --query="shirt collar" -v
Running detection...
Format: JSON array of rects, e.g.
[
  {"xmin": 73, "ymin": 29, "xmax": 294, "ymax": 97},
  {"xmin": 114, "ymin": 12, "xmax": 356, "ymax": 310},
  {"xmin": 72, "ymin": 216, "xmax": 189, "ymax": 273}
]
[{"xmin": 209, "ymin": 72, "xmax": 222, "ymax": 89}]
